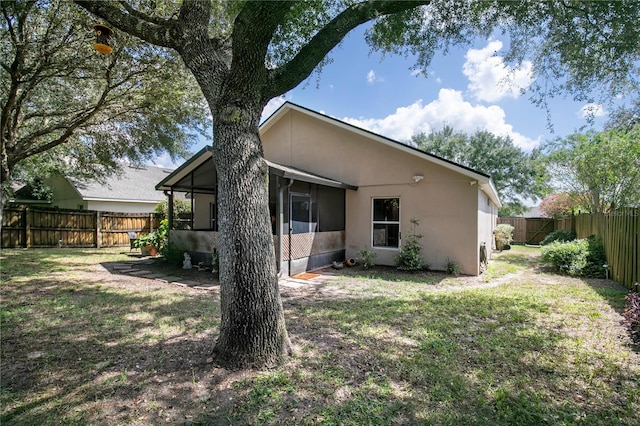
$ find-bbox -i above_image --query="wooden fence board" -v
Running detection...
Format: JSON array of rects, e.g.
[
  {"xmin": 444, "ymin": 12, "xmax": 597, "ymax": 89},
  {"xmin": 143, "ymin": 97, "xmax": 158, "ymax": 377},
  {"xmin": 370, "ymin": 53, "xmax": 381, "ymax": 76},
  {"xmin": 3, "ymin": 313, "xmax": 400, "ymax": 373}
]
[
  {"xmin": 500, "ymin": 210, "xmax": 638, "ymax": 289},
  {"xmin": 497, "ymin": 217, "xmax": 526, "ymax": 244},
  {"xmin": 1, "ymin": 207, "xmax": 160, "ymax": 249},
  {"xmin": 572, "ymin": 208, "xmax": 639, "ymax": 290},
  {"xmin": 497, "ymin": 217, "xmax": 554, "ymax": 244}
]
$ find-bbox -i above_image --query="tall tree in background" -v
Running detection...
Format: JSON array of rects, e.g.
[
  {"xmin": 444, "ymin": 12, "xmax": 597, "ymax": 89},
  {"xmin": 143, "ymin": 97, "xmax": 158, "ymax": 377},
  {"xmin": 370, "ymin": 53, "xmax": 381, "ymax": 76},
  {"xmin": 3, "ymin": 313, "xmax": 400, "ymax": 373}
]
[
  {"xmin": 544, "ymin": 129, "xmax": 640, "ymax": 213},
  {"xmin": 412, "ymin": 127, "xmax": 548, "ymax": 216},
  {"xmin": 1, "ymin": 0, "xmax": 210, "ymax": 205},
  {"xmin": 539, "ymin": 193, "xmax": 580, "ymax": 218},
  {"xmin": 73, "ymin": 0, "xmax": 640, "ymax": 369},
  {"xmin": 606, "ymin": 98, "xmax": 640, "ymax": 132}
]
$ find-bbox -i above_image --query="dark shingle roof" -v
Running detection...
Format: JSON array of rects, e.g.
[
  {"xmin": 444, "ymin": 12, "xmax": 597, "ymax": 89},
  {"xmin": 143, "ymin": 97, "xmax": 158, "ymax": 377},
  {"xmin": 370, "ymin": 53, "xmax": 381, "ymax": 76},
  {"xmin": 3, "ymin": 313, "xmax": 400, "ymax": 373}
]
[{"xmin": 72, "ymin": 165, "xmax": 173, "ymax": 202}]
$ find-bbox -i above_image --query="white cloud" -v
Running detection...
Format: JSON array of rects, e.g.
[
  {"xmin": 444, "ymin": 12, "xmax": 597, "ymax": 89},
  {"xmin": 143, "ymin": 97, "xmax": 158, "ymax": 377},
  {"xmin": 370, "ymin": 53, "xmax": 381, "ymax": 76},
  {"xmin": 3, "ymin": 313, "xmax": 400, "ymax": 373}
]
[
  {"xmin": 463, "ymin": 40, "xmax": 534, "ymax": 103},
  {"xmin": 150, "ymin": 152, "xmax": 180, "ymax": 169},
  {"xmin": 579, "ymin": 103, "xmax": 606, "ymax": 119},
  {"xmin": 342, "ymin": 88, "xmax": 540, "ymax": 151},
  {"xmin": 261, "ymin": 95, "xmax": 290, "ymax": 122},
  {"xmin": 366, "ymin": 69, "xmax": 383, "ymax": 84}
]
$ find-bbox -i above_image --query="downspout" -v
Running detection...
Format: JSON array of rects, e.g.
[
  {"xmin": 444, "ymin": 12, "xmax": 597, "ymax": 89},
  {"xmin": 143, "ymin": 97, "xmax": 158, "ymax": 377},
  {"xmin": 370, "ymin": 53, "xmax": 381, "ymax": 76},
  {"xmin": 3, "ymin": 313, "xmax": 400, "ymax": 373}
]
[
  {"xmin": 277, "ymin": 177, "xmax": 294, "ymax": 278},
  {"xmin": 164, "ymin": 190, "xmax": 174, "ymax": 247}
]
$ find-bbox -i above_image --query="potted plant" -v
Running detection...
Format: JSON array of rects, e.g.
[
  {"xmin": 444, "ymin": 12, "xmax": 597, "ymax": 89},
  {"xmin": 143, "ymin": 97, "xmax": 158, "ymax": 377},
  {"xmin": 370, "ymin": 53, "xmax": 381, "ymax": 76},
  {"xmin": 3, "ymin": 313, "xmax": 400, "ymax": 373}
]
[{"xmin": 134, "ymin": 219, "xmax": 168, "ymax": 256}]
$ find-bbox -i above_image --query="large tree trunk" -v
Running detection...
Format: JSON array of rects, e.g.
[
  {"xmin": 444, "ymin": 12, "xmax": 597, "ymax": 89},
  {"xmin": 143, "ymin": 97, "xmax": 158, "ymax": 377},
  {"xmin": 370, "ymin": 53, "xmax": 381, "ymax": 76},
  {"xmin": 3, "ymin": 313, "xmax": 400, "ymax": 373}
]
[{"xmin": 209, "ymin": 103, "xmax": 291, "ymax": 369}]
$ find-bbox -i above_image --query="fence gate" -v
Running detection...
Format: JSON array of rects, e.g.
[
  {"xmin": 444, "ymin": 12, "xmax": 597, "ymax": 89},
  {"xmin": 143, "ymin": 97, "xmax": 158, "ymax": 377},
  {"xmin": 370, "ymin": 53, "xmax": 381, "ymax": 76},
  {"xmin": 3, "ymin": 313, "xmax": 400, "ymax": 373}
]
[
  {"xmin": 525, "ymin": 218, "xmax": 554, "ymax": 245},
  {"xmin": 497, "ymin": 217, "xmax": 554, "ymax": 245},
  {"xmin": 1, "ymin": 207, "xmax": 159, "ymax": 248}
]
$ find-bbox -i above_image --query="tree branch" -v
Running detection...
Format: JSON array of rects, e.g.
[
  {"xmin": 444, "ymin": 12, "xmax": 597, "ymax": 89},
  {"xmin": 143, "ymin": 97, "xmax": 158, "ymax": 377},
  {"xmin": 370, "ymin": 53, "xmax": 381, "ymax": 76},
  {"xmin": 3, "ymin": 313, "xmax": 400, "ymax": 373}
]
[
  {"xmin": 264, "ymin": 0, "xmax": 430, "ymax": 100},
  {"xmin": 74, "ymin": 0, "xmax": 177, "ymax": 48}
]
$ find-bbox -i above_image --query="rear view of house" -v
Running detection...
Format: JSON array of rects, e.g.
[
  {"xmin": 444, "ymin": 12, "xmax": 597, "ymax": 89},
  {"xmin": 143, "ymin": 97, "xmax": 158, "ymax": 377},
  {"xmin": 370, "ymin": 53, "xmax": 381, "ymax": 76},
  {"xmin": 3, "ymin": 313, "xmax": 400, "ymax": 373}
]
[{"xmin": 158, "ymin": 102, "xmax": 501, "ymax": 276}]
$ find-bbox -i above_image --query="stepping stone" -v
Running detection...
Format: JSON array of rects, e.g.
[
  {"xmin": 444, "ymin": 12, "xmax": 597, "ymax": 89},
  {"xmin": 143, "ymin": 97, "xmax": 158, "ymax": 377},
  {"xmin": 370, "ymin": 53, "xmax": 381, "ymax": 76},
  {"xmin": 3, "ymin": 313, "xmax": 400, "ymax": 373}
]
[
  {"xmin": 112, "ymin": 264, "xmax": 135, "ymax": 271},
  {"xmin": 280, "ymin": 280, "xmax": 307, "ymax": 288},
  {"xmin": 193, "ymin": 284, "xmax": 219, "ymax": 292},
  {"xmin": 174, "ymin": 280, "xmax": 199, "ymax": 287},
  {"xmin": 128, "ymin": 270, "xmax": 153, "ymax": 276},
  {"xmin": 155, "ymin": 276, "xmax": 182, "ymax": 283},
  {"xmin": 143, "ymin": 273, "xmax": 166, "ymax": 279}
]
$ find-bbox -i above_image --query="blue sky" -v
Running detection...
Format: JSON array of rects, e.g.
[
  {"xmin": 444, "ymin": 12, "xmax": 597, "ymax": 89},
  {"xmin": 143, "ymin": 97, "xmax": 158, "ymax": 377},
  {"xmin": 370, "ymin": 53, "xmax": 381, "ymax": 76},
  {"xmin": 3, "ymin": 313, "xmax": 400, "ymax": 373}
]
[{"xmin": 153, "ymin": 25, "xmax": 615, "ymax": 168}]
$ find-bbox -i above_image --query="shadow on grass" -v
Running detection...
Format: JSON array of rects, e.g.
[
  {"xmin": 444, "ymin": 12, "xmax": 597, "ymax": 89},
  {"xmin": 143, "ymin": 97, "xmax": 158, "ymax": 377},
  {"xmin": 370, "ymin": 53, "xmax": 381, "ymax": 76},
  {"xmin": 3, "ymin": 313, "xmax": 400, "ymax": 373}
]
[
  {"xmin": 1, "ymin": 278, "xmax": 222, "ymax": 425},
  {"xmin": 2, "ymin": 249, "xmax": 638, "ymax": 425},
  {"xmin": 196, "ymin": 288, "xmax": 638, "ymax": 425}
]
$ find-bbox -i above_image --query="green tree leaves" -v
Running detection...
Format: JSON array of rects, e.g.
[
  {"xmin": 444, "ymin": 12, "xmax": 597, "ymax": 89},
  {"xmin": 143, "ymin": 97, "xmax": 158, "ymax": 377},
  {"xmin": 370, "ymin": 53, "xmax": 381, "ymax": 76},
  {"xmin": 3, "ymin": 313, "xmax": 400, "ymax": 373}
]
[
  {"xmin": 412, "ymin": 127, "xmax": 548, "ymax": 216},
  {"xmin": 1, "ymin": 0, "xmax": 210, "ymax": 189},
  {"xmin": 544, "ymin": 128, "xmax": 640, "ymax": 213}
]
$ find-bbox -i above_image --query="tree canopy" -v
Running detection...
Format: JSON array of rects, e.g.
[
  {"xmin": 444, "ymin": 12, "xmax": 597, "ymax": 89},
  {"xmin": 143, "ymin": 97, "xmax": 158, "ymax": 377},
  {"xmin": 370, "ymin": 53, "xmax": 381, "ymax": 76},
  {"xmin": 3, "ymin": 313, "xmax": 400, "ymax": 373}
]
[
  {"xmin": 412, "ymin": 126, "xmax": 548, "ymax": 216},
  {"xmin": 0, "ymin": 0, "xmax": 210, "ymax": 195},
  {"xmin": 539, "ymin": 193, "xmax": 580, "ymax": 218},
  {"xmin": 72, "ymin": 0, "xmax": 640, "ymax": 370},
  {"xmin": 543, "ymin": 128, "xmax": 640, "ymax": 214}
]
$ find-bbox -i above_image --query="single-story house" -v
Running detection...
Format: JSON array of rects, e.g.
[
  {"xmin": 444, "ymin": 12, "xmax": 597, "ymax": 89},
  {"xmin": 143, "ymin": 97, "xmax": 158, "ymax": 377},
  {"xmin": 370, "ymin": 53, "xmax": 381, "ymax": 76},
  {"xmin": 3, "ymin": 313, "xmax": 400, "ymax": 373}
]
[
  {"xmin": 17, "ymin": 165, "xmax": 175, "ymax": 213},
  {"xmin": 157, "ymin": 102, "xmax": 501, "ymax": 276}
]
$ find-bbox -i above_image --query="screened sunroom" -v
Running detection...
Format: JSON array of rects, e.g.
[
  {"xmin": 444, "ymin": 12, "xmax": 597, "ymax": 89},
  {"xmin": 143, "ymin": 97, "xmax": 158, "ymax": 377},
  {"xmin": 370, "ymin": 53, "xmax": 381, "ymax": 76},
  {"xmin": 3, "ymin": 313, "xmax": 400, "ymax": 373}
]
[{"xmin": 156, "ymin": 146, "xmax": 357, "ymax": 276}]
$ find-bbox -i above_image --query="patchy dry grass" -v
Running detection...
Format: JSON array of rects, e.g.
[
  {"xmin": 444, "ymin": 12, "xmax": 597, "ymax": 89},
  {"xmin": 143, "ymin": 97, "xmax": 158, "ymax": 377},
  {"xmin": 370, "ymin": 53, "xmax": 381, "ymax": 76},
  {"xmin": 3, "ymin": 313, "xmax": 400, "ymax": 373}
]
[{"xmin": 1, "ymin": 246, "xmax": 638, "ymax": 425}]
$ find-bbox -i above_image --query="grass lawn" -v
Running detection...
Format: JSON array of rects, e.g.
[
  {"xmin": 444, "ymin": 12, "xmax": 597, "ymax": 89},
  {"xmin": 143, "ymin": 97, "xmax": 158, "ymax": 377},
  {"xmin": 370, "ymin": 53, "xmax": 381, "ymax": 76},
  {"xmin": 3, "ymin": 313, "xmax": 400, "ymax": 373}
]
[{"xmin": 1, "ymin": 246, "xmax": 638, "ymax": 425}]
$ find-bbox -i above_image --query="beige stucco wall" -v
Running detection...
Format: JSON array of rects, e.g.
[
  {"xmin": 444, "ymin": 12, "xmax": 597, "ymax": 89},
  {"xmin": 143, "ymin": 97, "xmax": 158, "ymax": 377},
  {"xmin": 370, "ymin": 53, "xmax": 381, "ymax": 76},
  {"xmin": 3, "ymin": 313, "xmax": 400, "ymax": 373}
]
[
  {"xmin": 261, "ymin": 109, "xmax": 495, "ymax": 275},
  {"xmin": 47, "ymin": 176, "xmax": 85, "ymax": 210},
  {"xmin": 193, "ymin": 193, "xmax": 215, "ymax": 229},
  {"xmin": 170, "ymin": 229, "xmax": 219, "ymax": 253},
  {"xmin": 87, "ymin": 200, "xmax": 157, "ymax": 213},
  {"xmin": 478, "ymin": 189, "xmax": 497, "ymax": 262}
]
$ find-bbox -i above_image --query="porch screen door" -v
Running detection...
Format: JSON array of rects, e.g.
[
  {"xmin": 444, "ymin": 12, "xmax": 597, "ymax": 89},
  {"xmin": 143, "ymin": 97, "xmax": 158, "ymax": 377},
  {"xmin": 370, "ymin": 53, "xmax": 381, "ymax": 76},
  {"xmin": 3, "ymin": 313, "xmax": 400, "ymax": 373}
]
[{"xmin": 290, "ymin": 193, "xmax": 312, "ymax": 234}]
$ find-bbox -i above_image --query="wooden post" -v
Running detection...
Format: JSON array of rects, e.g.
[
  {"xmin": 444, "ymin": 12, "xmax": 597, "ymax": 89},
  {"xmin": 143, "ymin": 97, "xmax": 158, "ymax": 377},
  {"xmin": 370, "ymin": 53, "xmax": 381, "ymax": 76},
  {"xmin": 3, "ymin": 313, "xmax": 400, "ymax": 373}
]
[
  {"xmin": 24, "ymin": 207, "xmax": 30, "ymax": 248},
  {"xmin": 95, "ymin": 211, "xmax": 101, "ymax": 248}
]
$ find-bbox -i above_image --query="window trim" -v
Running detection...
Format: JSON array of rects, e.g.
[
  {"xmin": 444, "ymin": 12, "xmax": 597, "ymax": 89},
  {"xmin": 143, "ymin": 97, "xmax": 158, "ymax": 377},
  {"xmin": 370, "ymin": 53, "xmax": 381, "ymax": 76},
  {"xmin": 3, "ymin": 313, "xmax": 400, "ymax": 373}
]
[{"xmin": 371, "ymin": 197, "xmax": 401, "ymax": 250}]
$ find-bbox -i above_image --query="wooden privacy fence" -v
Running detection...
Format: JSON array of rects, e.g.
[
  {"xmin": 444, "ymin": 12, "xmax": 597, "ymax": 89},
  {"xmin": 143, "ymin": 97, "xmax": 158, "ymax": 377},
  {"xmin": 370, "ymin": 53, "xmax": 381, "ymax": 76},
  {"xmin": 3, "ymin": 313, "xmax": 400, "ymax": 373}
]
[
  {"xmin": 571, "ymin": 208, "xmax": 639, "ymax": 291},
  {"xmin": 497, "ymin": 217, "xmax": 565, "ymax": 245},
  {"xmin": 1, "ymin": 207, "xmax": 160, "ymax": 249}
]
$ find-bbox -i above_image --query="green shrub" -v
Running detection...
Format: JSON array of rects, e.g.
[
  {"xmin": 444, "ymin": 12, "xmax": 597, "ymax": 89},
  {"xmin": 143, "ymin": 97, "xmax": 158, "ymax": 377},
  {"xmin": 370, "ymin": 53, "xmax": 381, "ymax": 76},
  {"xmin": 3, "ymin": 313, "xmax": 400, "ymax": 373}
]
[
  {"xmin": 357, "ymin": 249, "xmax": 377, "ymax": 269},
  {"xmin": 583, "ymin": 235, "xmax": 607, "ymax": 278},
  {"xmin": 396, "ymin": 218, "xmax": 424, "ymax": 271},
  {"xmin": 541, "ymin": 239, "xmax": 588, "ymax": 275},
  {"xmin": 446, "ymin": 258, "xmax": 461, "ymax": 276},
  {"xmin": 162, "ymin": 243, "xmax": 186, "ymax": 266},
  {"xmin": 494, "ymin": 224, "xmax": 514, "ymax": 250},
  {"xmin": 211, "ymin": 251, "xmax": 220, "ymax": 272},
  {"xmin": 134, "ymin": 219, "xmax": 169, "ymax": 252},
  {"xmin": 541, "ymin": 230, "xmax": 577, "ymax": 245},
  {"xmin": 541, "ymin": 235, "xmax": 608, "ymax": 278}
]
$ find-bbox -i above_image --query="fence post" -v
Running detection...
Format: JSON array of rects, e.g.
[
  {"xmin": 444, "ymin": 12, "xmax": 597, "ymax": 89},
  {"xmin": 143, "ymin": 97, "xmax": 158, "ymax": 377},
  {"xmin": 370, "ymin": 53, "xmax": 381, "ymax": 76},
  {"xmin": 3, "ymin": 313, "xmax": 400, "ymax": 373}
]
[
  {"xmin": 24, "ymin": 207, "xmax": 30, "ymax": 248},
  {"xmin": 95, "ymin": 211, "xmax": 101, "ymax": 248}
]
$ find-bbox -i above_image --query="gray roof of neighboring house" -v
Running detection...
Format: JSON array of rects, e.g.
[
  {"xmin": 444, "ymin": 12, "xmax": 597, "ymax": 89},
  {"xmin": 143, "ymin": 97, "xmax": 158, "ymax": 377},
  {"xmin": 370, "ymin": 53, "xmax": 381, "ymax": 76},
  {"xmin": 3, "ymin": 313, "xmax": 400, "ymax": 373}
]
[
  {"xmin": 72, "ymin": 165, "xmax": 174, "ymax": 202},
  {"xmin": 521, "ymin": 205, "xmax": 547, "ymax": 218}
]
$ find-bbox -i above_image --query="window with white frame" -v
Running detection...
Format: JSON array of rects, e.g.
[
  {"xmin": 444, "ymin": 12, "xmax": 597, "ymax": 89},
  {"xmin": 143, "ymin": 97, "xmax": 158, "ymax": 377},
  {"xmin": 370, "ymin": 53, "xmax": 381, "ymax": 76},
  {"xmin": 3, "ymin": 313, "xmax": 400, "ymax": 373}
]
[{"xmin": 372, "ymin": 197, "xmax": 400, "ymax": 248}]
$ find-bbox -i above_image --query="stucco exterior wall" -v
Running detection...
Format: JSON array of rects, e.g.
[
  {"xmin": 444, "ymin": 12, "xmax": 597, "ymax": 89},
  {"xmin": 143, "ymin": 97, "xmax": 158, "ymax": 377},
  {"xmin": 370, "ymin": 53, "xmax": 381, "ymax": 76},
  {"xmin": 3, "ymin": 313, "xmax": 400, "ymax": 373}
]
[
  {"xmin": 86, "ymin": 200, "xmax": 157, "ymax": 213},
  {"xmin": 47, "ymin": 176, "xmax": 85, "ymax": 210},
  {"xmin": 193, "ymin": 193, "xmax": 215, "ymax": 229},
  {"xmin": 261, "ymin": 109, "xmax": 487, "ymax": 275},
  {"xmin": 478, "ymin": 189, "xmax": 497, "ymax": 270}
]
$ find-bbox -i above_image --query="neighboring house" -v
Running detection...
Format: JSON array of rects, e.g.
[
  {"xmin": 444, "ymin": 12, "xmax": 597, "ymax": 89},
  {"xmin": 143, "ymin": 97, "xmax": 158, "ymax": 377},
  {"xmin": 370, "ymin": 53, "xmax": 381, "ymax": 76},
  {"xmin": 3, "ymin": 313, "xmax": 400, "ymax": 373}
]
[
  {"xmin": 157, "ymin": 102, "xmax": 501, "ymax": 276},
  {"xmin": 521, "ymin": 205, "xmax": 547, "ymax": 218},
  {"xmin": 16, "ymin": 165, "xmax": 174, "ymax": 213}
]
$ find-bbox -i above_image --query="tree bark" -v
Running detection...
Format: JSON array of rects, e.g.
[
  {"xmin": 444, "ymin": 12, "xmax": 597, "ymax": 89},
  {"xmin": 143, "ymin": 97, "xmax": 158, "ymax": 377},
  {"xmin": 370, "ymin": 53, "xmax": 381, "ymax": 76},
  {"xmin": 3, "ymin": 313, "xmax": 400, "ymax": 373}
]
[{"xmin": 209, "ymin": 103, "xmax": 291, "ymax": 368}]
